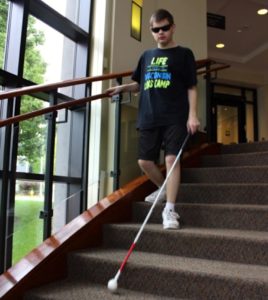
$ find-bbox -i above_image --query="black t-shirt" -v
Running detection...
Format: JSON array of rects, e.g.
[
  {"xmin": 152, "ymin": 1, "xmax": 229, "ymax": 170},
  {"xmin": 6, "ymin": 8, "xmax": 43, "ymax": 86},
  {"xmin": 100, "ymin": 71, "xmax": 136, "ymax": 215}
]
[{"xmin": 132, "ymin": 46, "xmax": 197, "ymax": 129}]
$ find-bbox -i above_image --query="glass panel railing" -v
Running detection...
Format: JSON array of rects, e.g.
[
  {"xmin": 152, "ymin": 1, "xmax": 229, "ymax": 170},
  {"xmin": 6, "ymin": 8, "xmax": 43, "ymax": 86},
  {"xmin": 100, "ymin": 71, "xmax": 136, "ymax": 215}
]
[
  {"xmin": 52, "ymin": 183, "xmax": 82, "ymax": 233},
  {"xmin": 11, "ymin": 180, "xmax": 83, "ymax": 264},
  {"xmin": 120, "ymin": 103, "xmax": 141, "ymax": 186},
  {"xmin": 12, "ymin": 179, "xmax": 44, "ymax": 264}
]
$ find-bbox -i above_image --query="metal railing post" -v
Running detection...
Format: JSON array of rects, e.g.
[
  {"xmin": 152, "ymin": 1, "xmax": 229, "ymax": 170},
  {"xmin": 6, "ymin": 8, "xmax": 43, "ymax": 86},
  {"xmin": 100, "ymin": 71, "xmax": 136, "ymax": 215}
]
[
  {"xmin": 40, "ymin": 91, "xmax": 57, "ymax": 239},
  {"xmin": 0, "ymin": 98, "xmax": 14, "ymax": 272},
  {"xmin": 81, "ymin": 84, "xmax": 91, "ymax": 211},
  {"xmin": 111, "ymin": 77, "xmax": 122, "ymax": 191}
]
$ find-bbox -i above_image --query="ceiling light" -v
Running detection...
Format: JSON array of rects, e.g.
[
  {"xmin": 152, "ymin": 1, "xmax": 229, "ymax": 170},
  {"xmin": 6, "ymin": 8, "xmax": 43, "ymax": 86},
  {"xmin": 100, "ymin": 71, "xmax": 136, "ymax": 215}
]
[
  {"xmin": 216, "ymin": 43, "xmax": 225, "ymax": 49},
  {"xmin": 257, "ymin": 8, "xmax": 268, "ymax": 15}
]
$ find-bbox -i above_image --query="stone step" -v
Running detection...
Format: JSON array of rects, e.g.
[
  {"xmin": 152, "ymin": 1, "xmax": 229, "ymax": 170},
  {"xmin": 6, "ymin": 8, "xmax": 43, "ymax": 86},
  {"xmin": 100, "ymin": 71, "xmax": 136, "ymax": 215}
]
[
  {"xmin": 103, "ymin": 223, "xmax": 268, "ymax": 266},
  {"xmin": 221, "ymin": 141, "xmax": 268, "ymax": 154},
  {"xmin": 182, "ymin": 166, "xmax": 268, "ymax": 183},
  {"xmin": 66, "ymin": 248, "xmax": 268, "ymax": 300},
  {"xmin": 177, "ymin": 183, "xmax": 268, "ymax": 205},
  {"xmin": 132, "ymin": 202, "xmax": 268, "ymax": 231},
  {"xmin": 24, "ymin": 279, "xmax": 181, "ymax": 300},
  {"xmin": 201, "ymin": 151, "xmax": 268, "ymax": 167}
]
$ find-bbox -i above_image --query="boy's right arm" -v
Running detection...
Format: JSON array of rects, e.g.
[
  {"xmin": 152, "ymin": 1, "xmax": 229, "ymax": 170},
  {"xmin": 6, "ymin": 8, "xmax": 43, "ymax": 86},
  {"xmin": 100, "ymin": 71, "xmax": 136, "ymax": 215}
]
[{"xmin": 106, "ymin": 82, "xmax": 140, "ymax": 96}]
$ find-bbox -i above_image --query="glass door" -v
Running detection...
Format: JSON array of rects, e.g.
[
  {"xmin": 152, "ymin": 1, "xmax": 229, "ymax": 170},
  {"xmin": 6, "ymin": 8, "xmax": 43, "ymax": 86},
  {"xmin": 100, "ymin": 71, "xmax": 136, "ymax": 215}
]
[
  {"xmin": 212, "ymin": 94, "xmax": 246, "ymax": 144},
  {"xmin": 217, "ymin": 105, "xmax": 239, "ymax": 144}
]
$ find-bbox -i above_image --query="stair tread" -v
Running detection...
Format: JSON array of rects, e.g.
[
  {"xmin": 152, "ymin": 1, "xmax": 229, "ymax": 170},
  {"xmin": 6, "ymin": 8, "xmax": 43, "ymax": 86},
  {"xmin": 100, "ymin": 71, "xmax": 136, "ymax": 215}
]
[
  {"xmin": 180, "ymin": 182, "xmax": 268, "ymax": 186},
  {"xmin": 205, "ymin": 151, "xmax": 268, "ymax": 156},
  {"xmin": 139, "ymin": 201, "xmax": 268, "ymax": 211},
  {"xmin": 221, "ymin": 142, "xmax": 268, "ymax": 154},
  {"xmin": 177, "ymin": 202, "xmax": 268, "ymax": 210},
  {"xmin": 106, "ymin": 223, "xmax": 268, "ymax": 242},
  {"xmin": 184, "ymin": 165, "xmax": 268, "ymax": 170},
  {"xmin": 74, "ymin": 248, "xmax": 268, "ymax": 283},
  {"xmin": 25, "ymin": 279, "xmax": 181, "ymax": 300}
]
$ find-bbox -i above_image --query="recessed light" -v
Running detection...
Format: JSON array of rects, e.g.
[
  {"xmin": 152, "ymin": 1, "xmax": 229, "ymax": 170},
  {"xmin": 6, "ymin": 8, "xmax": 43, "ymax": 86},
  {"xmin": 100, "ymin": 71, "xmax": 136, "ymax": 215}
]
[
  {"xmin": 257, "ymin": 8, "xmax": 268, "ymax": 15},
  {"xmin": 216, "ymin": 43, "xmax": 225, "ymax": 49}
]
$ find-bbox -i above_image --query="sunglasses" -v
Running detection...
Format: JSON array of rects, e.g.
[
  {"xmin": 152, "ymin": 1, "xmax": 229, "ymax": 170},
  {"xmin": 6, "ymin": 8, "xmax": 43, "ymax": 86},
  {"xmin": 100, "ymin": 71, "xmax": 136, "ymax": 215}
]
[{"xmin": 151, "ymin": 24, "xmax": 172, "ymax": 33}]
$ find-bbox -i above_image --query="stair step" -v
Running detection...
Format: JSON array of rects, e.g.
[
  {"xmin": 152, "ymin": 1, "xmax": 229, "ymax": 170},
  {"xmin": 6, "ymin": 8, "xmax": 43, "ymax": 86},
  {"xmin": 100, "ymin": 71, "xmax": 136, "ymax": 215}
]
[
  {"xmin": 24, "ymin": 279, "xmax": 181, "ymax": 300},
  {"xmin": 178, "ymin": 183, "xmax": 268, "ymax": 205},
  {"xmin": 103, "ymin": 223, "xmax": 268, "ymax": 266},
  {"xmin": 201, "ymin": 151, "xmax": 268, "ymax": 167},
  {"xmin": 221, "ymin": 141, "xmax": 268, "ymax": 154},
  {"xmin": 23, "ymin": 141, "xmax": 268, "ymax": 300},
  {"xmin": 182, "ymin": 166, "xmax": 268, "ymax": 183},
  {"xmin": 132, "ymin": 202, "xmax": 268, "ymax": 231},
  {"xmin": 67, "ymin": 248, "xmax": 268, "ymax": 299}
]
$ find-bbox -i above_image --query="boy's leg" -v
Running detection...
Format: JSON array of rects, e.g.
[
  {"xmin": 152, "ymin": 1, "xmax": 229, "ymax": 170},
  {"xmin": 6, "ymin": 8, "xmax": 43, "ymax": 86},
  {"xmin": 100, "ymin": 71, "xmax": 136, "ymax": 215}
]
[
  {"xmin": 137, "ymin": 128, "xmax": 167, "ymax": 202},
  {"xmin": 138, "ymin": 159, "xmax": 164, "ymax": 187},
  {"xmin": 165, "ymin": 154, "xmax": 181, "ymax": 204},
  {"xmin": 161, "ymin": 154, "xmax": 181, "ymax": 229},
  {"xmin": 138, "ymin": 159, "xmax": 167, "ymax": 203},
  {"xmin": 162, "ymin": 124, "xmax": 187, "ymax": 229}
]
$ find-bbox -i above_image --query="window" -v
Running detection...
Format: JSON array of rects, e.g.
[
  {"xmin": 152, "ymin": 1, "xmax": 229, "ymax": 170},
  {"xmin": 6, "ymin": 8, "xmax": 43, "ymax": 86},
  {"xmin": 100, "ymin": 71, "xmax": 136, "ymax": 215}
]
[
  {"xmin": 40, "ymin": 0, "xmax": 81, "ymax": 26},
  {"xmin": 0, "ymin": 0, "xmax": 92, "ymax": 272},
  {"xmin": 24, "ymin": 16, "xmax": 76, "ymax": 89},
  {"xmin": 0, "ymin": 0, "xmax": 8, "ymax": 68}
]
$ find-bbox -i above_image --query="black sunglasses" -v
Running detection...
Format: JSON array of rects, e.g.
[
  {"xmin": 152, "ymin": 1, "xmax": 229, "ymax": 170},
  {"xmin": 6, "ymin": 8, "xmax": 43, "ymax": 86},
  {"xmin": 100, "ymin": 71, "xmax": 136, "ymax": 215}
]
[{"xmin": 151, "ymin": 24, "xmax": 172, "ymax": 33}]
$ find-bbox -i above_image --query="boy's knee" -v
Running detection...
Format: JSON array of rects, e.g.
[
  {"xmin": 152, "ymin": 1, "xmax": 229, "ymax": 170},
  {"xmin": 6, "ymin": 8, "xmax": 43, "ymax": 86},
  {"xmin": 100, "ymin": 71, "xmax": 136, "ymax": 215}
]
[
  {"xmin": 138, "ymin": 159, "xmax": 154, "ymax": 171},
  {"xmin": 165, "ymin": 155, "xmax": 176, "ymax": 165}
]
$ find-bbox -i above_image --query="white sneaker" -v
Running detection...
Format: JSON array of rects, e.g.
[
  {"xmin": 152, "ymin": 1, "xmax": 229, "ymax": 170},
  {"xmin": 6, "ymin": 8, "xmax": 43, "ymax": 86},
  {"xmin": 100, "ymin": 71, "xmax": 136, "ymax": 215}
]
[
  {"xmin": 145, "ymin": 188, "xmax": 166, "ymax": 203},
  {"xmin": 162, "ymin": 209, "xmax": 180, "ymax": 230}
]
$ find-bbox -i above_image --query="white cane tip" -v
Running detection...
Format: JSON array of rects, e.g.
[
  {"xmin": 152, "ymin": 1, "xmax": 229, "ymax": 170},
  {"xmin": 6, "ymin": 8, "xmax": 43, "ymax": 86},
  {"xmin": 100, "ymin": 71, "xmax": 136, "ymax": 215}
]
[{"xmin": 107, "ymin": 278, "xmax": 118, "ymax": 292}]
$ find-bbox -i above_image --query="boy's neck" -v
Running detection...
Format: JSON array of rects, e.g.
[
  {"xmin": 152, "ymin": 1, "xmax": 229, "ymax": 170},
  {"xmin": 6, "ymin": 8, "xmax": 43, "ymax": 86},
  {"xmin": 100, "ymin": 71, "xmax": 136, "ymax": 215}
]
[{"xmin": 157, "ymin": 40, "xmax": 177, "ymax": 49}]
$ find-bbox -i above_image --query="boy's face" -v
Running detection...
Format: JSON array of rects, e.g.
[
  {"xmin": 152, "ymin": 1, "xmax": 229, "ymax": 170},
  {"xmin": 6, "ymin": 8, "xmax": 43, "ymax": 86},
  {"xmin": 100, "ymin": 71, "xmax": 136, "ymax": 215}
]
[{"xmin": 150, "ymin": 18, "xmax": 175, "ymax": 48}]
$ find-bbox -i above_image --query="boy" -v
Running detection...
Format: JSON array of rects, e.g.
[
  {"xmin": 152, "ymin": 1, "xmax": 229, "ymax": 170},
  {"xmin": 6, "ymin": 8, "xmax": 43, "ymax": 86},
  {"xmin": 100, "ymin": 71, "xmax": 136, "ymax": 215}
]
[{"xmin": 106, "ymin": 9, "xmax": 200, "ymax": 229}]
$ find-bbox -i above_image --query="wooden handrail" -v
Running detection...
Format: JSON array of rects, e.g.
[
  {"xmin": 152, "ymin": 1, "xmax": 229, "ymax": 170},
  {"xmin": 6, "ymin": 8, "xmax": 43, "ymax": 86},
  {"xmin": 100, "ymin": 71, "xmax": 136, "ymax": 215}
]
[
  {"xmin": 197, "ymin": 64, "xmax": 230, "ymax": 75},
  {"xmin": 0, "ymin": 92, "xmax": 108, "ymax": 128},
  {"xmin": 0, "ymin": 58, "xmax": 226, "ymax": 101},
  {"xmin": 0, "ymin": 59, "xmax": 229, "ymax": 128},
  {"xmin": 0, "ymin": 70, "xmax": 133, "ymax": 100}
]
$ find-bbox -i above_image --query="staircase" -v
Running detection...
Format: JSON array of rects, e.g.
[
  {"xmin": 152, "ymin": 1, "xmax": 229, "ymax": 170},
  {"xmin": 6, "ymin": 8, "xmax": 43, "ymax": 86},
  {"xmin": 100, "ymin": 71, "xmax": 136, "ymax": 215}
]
[{"xmin": 24, "ymin": 141, "xmax": 268, "ymax": 300}]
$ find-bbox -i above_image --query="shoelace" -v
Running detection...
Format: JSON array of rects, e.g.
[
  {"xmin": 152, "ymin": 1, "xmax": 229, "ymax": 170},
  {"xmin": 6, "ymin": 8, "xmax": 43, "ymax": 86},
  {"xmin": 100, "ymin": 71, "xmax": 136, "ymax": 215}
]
[{"xmin": 166, "ymin": 211, "xmax": 180, "ymax": 220}]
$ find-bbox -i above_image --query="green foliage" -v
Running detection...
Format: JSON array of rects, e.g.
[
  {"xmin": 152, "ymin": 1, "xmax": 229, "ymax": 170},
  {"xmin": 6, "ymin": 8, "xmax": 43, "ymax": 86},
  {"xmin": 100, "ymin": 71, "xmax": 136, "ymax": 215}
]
[
  {"xmin": 24, "ymin": 16, "xmax": 47, "ymax": 84},
  {"xmin": 17, "ymin": 15, "xmax": 47, "ymax": 168},
  {"xmin": 18, "ymin": 97, "xmax": 46, "ymax": 168}
]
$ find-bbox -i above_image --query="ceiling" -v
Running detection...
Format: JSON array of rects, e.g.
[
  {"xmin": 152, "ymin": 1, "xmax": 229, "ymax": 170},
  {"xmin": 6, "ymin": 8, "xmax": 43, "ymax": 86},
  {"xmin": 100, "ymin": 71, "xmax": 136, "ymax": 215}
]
[{"xmin": 207, "ymin": 0, "xmax": 268, "ymax": 86}]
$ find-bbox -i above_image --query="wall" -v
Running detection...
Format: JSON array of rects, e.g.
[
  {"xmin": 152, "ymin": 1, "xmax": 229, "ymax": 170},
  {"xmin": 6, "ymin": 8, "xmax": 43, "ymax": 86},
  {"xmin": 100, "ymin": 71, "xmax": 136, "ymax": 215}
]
[{"xmin": 110, "ymin": 0, "xmax": 207, "ymax": 71}]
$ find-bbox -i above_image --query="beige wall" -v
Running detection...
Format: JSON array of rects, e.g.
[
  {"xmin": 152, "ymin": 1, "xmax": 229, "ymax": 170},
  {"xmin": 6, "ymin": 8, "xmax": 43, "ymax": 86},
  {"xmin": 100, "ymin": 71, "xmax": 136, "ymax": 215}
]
[{"xmin": 109, "ymin": 0, "xmax": 207, "ymax": 72}]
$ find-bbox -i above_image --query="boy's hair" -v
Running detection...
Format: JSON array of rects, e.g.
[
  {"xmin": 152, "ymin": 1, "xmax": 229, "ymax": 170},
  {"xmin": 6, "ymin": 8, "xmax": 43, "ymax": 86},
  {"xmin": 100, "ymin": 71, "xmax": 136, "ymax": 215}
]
[{"xmin": 150, "ymin": 9, "xmax": 174, "ymax": 26}]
